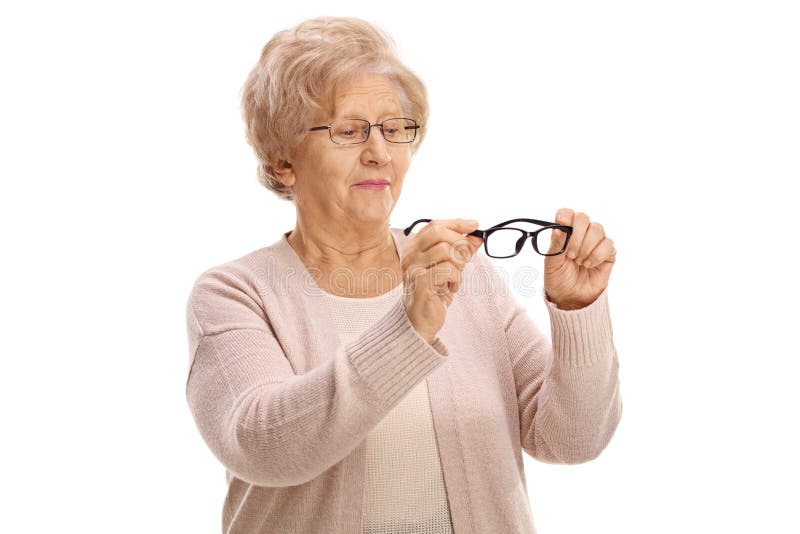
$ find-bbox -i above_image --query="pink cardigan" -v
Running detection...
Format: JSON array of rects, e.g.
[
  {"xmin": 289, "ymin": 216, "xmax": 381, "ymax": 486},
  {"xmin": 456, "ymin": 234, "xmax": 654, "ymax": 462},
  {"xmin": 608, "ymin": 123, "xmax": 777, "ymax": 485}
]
[{"xmin": 185, "ymin": 227, "xmax": 622, "ymax": 533}]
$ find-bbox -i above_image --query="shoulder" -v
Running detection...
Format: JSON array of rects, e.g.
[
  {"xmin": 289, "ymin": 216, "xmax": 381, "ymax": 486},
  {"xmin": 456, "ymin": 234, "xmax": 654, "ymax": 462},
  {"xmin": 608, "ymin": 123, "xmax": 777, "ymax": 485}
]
[{"xmin": 186, "ymin": 239, "xmax": 292, "ymax": 336}]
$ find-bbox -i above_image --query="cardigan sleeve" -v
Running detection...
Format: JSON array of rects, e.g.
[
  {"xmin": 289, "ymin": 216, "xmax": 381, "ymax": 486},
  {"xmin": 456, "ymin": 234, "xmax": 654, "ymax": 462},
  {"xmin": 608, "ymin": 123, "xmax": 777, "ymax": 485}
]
[
  {"xmin": 477, "ymin": 254, "xmax": 623, "ymax": 464},
  {"xmin": 184, "ymin": 266, "xmax": 449, "ymax": 488}
]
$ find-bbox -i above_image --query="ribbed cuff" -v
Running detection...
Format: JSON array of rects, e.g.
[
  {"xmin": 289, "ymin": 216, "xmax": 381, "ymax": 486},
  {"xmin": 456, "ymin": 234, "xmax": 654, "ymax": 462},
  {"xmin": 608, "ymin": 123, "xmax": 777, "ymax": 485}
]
[
  {"xmin": 346, "ymin": 299, "xmax": 449, "ymax": 408},
  {"xmin": 543, "ymin": 287, "xmax": 614, "ymax": 367}
]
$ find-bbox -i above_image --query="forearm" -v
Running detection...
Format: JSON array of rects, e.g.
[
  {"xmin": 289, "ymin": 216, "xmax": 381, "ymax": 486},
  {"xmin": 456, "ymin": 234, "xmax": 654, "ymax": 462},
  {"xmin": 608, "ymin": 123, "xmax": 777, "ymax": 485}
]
[
  {"xmin": 515, "ymin": 287, "xmax": 623, "ymax": 463},
  {"xmin": 528, "ymin": 347, "xmax": 622, "ymax": 463},
  {"xmin": 187, "ymin": 299, "xmax": 448, "ymax": 487}
]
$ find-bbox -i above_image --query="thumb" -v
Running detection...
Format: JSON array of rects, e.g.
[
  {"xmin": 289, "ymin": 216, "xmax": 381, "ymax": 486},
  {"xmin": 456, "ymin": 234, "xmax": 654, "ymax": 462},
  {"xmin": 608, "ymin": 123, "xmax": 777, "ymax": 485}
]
[
  {"xmin": 547, "ymin": 210, "xmax": 572, "ymax": 255},
  {"xmin": 555, "ymin": 209, "xmax": 572, "ymax": 227},
  {"xmin": 547, "ymin": 226, "xmax": 570, "ymax": 255},
  {"xmin": 466, "ymin": 234, "xmax": 483, "ymax": 254}
]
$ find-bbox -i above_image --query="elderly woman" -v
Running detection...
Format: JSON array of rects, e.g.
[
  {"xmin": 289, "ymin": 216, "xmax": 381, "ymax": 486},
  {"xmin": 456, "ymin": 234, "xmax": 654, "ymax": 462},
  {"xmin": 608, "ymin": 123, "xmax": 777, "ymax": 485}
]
[{"xmin": 185, "ymin": 16, "xmax": 622, "ymax": 534}]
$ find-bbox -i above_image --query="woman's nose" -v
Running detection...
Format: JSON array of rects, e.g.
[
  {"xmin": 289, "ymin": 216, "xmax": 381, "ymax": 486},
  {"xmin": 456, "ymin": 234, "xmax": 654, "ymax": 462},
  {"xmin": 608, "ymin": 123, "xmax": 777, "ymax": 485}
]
[{"xmin": 360, "ymin": 126, "xmax": 392, "ymax": 165}]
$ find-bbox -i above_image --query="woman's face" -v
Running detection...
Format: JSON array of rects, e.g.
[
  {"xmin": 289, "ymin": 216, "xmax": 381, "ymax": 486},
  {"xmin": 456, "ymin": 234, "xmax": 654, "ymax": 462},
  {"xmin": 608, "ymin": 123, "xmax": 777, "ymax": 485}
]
[{"xmin": 283, "ymin": 73, "xmax": 413, "ymax": 228}]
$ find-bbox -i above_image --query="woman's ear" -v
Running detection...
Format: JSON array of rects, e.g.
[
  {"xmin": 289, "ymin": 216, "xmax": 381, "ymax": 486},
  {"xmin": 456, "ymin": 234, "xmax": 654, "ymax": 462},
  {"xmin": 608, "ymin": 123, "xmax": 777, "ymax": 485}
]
[{"xmin": 271, "ymin": 158, "xmax": 296, "ymax": 187}]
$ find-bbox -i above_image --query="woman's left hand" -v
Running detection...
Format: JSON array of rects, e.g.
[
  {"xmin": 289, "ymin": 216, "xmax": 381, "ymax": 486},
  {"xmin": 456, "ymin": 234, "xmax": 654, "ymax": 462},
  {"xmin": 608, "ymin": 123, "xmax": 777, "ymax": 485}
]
[{"xmin": 543, "ymin": 208, "xmax": 617, "ymax": 310}]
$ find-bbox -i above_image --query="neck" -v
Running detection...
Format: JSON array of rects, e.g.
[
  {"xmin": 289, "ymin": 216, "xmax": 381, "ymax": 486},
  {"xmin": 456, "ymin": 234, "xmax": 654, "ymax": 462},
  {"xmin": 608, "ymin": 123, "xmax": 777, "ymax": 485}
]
[
  {"xmin": 286, "ymin": 217, "xmax": 401, "ymax": 298},
  {"xmin": 286, "ymin": 217, "xmax": 397, "ymax": 271}
]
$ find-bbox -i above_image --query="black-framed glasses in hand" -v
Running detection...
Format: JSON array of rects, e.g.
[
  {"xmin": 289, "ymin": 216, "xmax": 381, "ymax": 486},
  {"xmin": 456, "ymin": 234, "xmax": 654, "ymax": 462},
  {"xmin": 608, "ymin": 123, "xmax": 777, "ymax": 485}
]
[
  {"xmin": 308, "ymin": 118, "xmax": 420, "ymax": 145},
  {"xmin": 403, "ymin": 218, "xmax": 574, "ymax": 258}
]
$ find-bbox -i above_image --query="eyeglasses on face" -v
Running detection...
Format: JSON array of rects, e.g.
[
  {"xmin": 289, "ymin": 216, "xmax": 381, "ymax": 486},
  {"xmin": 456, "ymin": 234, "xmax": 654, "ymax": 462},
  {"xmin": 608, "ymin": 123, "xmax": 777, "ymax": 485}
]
[
  {"xmin": 308, "ymin": 118, "xmax": 420, "ymax": 145},
  {"xmin": 403, "ymin": 218, "xmax": 574, "ymax": 258}
]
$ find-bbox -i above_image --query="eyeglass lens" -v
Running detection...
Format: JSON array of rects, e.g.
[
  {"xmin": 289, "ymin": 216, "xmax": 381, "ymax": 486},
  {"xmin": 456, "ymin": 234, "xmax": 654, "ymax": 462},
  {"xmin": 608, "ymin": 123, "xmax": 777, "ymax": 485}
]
[
  {"xmin": 485, "ymin": 227, "xmax": 569, "ymax": 257},
  {"xmin": 330, "ymin": 118, "xmax": 416, "ymax": 144}
]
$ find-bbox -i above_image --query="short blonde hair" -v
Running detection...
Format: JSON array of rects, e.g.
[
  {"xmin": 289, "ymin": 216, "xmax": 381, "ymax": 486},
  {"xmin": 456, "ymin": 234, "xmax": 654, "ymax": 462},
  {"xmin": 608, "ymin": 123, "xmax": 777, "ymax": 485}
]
[{"xmin": 241, "ymin": 16, "xmax": 430, "ymax": 202}]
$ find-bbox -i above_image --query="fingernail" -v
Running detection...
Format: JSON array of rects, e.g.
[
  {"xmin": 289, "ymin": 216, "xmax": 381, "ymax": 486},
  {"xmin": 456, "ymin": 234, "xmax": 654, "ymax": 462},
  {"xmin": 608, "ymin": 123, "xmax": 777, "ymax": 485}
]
[{"xmin": 468, "ymin": 220, "xmax": 479, "ymax": 227}]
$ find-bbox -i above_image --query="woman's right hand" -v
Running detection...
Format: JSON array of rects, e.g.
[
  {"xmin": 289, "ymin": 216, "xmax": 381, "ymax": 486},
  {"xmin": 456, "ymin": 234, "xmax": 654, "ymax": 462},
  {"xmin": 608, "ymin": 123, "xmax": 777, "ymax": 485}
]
[{"xmin": 401, "ymin": 219, "xmax": 484, "ymax": 344}]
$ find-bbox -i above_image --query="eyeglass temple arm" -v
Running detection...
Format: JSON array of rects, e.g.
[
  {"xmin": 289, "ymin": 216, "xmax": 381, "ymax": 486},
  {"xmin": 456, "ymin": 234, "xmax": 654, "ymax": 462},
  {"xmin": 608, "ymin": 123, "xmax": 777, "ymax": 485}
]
[
  {"xmin": 403, "ymin": 219, "xmax": 487, "ymax": 239},
  {"xmin": 403, "ymin": 219, "xmax": 432, "ymax": 235}
]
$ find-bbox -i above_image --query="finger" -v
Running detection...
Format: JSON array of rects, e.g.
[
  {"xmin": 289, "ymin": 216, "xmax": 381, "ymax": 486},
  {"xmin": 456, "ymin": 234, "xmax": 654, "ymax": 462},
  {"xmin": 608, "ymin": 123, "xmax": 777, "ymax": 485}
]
[
  {"xmin": 555, "ymin": 208, "xmax": 574, "ymax": 226},
  {"xmin": 447, "ymin": 261, "xmax": 464, "ymax": 294},
  {"xmin": 406, "ymin": 255, "xmax": 462, "ymax": 283},
  {"xmin": 581, "ymin": 237, "xmax": 614, "ymax": 269},
  {"xmin": 413, "ymin": 240, "xmax": 471, "ymax": 269},
  {"xmin": 546, "ymin": 226, "xmax": 571, "ymax": 255},
  {"xmin": 564, "ymin": 211, "xmax": 590, "ymax": 260},
  {"xmin": 576, "ymin": 222, "xmax": 605, "ymax": 265},
  {"xmin": 417, "ymin": 219, "xmax": 479, "ymax": 248},
  {"xmin": 426, "ymin": 261, "xmax": 463, "ymax": 295},
  {"xmin": 549, "ymin": 208, "xmax": 575, "ymax": 254},
  {"xmin": 417, "ymin": 220, "xmax": 480, "ymax": 262},
  {"xmin": 465, "ymin": 234, "xmax": 483, "ymax": 254}
]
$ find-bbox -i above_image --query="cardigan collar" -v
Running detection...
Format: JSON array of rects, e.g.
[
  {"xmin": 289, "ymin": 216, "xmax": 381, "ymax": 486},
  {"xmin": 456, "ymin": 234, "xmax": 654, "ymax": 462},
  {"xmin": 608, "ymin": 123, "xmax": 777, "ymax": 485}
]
[
  {"xmin": 263, "ymin": 226, "xmax": 410, "ymax": 371},
  {"xmin": 263, "ymin": 224, "xmax": 473, "ymax": 531}
]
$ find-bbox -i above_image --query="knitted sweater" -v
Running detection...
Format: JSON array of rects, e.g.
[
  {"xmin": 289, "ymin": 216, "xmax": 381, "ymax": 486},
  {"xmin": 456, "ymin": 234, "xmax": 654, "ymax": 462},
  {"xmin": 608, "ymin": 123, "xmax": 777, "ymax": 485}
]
[{"xmin": 184, "ymin": 227, "xmax": 622, "ymax": 534}]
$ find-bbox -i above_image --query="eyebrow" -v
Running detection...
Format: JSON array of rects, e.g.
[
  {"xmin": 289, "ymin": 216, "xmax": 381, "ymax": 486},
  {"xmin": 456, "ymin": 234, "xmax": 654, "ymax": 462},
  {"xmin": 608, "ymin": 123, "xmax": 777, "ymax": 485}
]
[{"xmin": 336, "ymin": 111, "xmax": 405, "ymax": 121}]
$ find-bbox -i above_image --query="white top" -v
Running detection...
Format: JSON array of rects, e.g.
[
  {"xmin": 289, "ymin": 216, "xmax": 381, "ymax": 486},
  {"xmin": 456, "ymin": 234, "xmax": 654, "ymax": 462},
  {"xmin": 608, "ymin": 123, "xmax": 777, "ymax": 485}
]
[{"xmin": 322, "ymin": 283, "xmax": 454, "ymax": 534}]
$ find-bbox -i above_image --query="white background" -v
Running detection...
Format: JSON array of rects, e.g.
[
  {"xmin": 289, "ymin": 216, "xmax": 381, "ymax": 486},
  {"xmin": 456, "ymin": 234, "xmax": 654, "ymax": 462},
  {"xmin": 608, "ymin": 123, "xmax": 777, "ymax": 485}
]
[{"xmin": 1, "ymin": 1, "xmax": 798, "ymax": 533}]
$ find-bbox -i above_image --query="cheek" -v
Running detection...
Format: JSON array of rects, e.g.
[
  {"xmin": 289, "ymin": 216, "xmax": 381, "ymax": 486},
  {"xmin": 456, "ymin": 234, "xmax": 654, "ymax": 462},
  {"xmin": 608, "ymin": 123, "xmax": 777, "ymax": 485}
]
[
  {"xmin": 301, "ymin": 154, "xmax": 346, "ymax": 185},
  {"xmin": 392, "ymin": 151, "xmax": 412, "ymax": 174},
  {"xmin": 295, "ymin": 140, "xmax": 345, "ymax": 177}
]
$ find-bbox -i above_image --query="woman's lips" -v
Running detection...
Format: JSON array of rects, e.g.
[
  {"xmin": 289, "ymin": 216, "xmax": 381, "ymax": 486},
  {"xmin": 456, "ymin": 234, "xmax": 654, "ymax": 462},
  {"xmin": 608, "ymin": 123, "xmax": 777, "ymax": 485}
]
[
  {"xmin": 354, "ymin": 180, "xmax": 390, "ymax": 190},
  {"xmin": 354, "ymin": 183, "xmax": 389, "ymax": 190}
]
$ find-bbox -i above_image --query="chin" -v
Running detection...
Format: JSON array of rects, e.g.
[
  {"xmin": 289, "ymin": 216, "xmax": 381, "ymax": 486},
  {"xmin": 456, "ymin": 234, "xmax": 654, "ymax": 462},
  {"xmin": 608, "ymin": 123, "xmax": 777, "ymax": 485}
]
[{"xmin": 351, "ymin": 204, "xmax": 394, "ymax": 223}]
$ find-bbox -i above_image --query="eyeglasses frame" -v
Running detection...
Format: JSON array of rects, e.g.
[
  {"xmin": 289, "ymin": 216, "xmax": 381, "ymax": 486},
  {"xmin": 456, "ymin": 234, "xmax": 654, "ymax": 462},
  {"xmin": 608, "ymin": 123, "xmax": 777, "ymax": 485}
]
[
  {"xmin": 403, "ymin": 218, "xmax": 574, "ymax": 258},
  {"xmin": 308, "ymin": 117, "xmax": 421, "ymax": 145}
]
